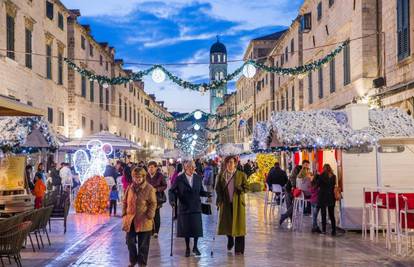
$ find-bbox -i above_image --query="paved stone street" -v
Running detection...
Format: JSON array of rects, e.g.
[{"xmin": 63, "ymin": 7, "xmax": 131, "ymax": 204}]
[{"xmin": 14, "ymin": 194, "xmax": 414, "ymax": 267}]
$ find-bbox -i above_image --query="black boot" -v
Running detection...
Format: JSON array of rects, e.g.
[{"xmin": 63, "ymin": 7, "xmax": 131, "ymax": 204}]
[
  {"xmin": 192, "ymin": 247, "xmax": 201, "ymax": 256},
  {"xmin": 185, "ymin": 247, "xmax": 190, "ymax": 257}
]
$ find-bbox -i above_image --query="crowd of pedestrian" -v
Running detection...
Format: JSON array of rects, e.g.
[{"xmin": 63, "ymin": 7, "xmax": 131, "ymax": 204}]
[
  {"xmin": 25, "ymin": 161, "xmax": 80, "ymax": 209},
  {"xmin": 268, "ymin": 160, "xmax": 338, "ymax": 236}
]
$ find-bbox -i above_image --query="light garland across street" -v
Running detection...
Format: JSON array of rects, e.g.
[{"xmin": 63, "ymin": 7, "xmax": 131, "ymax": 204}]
[
  {"xmin": 146, "ymin": 104, "xmax": 252, "ymax": 122},
  {"xmin": 63, "ymin": 41, "xmax": 348, "ymax": 92}
]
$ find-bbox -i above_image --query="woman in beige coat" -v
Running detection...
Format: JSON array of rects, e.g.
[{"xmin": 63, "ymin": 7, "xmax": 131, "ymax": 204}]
[{"xmin": 122, "ymin": 167, "xmax": 157, "ymax": 267}]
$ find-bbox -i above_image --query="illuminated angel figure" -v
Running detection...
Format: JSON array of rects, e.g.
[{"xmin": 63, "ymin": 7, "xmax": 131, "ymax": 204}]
[{"xmin": 73, "ymin": 139, "xmax": 113, "ymax": 184}]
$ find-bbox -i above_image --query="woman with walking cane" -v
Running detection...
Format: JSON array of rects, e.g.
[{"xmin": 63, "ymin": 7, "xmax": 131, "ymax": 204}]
[
  {"xmin": 168, "ymin": 160, "xmax": 212, "ymax": 257},
  {"xmin": 215, "ymin": 155, "xmax": 248, "ymax": 255}
]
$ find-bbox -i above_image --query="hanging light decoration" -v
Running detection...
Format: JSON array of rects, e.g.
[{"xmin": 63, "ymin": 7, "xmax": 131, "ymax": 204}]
[
  {"xmin": 194, "ymin": 123, "xmax": 201, "ymax": 131},
  {"xmin": 242, "ymin": 63, "xmax": 256, "ymax": 78},
  {"xmin": 192, "ymin": 134, "xmax": 198, "ymax": 140},
  {"xmin": 75, "ymin": 128, "xmax": 84, "ymax": 139},
  {"xmin": 152, "ymin": 67, "xmax": 166, "ymax": 83},
  {"xmin": 194, "ymin": 111, "xmax": 203, "ymax": 120},
  {"xmin": 103, "ymin": 83, "xmax": 109, "ymax": 89}
]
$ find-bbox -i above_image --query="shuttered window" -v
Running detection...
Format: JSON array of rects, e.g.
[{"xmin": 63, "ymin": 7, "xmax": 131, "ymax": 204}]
[
  {"xmin": 46, "ymin": 1, "xmax": 54, "ymax": 20},
  {"xmin": 291, "ymin": 86, "xmax": 295, "ymax": 111},
  {"xmin": 47, "ymin": 107, "xmax": 53, "ymax": 123},
  {"xmin": 124, "ymin": 102, "xmax": 127, "ymax": 121},
  {"xmin": 397, "ymin": 0, "xmax": 410, "ymax": 60},
  {"xmin": 81, "ymin": 77, "xmax": 86, "ymax": 97},
  {"xmin": 99, "ymin": 84, "xmax": 103, "ymax": 108},
  {"xmin": 308, "ymin": 72, "xmax": 313, "ymax": 104},
  {"xmin": 343, "ymin": 42, "xmax": 351, "ymax": 85},
  {"xmin": 58, "ymin": 52, "xmax": 63, "ymax": 85},
  {"xmin": 329, "ymin": 58, "xmax": 336, "ymax": 92},
  {"xmin": 90, "ymin": 81, "xmax": 94, "ymax": 102},
  {"xmin": 119, "ymin": 98, "xmax": 122, "ymax": 117},
  {"xmin": 81, "ymin": 36, "xmax": 86, "ymax": 50},
  {"xmin": 105, "ymin": 89, "xmax": 109, "ymax": 111},
  {"xmin": 25, "ymin": 28, "xmax": 32, "ymax": 68},
  {"xmin": 58, "ymin": 12, "xmax": 64, "ymax": 30},
  {"xmin": 46, "ymin": 44, "xmax": 52, "ymax": 79},
  {"xmin": 317, "ymin": 2, "xmax": 322, "ymax": 20},
  {"xmin": 7, "ymin": 15, "xmax": 15, "ymax": 59},
  {"xmin": 129, "ymin": 105, "xmax": 132, "ymax": 123},
  {"xmin": 318, "ymin": 68, "xmax": 323, "ymax": 99}
]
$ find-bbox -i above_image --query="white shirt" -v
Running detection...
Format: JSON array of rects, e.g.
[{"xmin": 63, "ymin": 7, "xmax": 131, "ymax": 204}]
[
  {"xmin": 60, "ymin": 166, "xmax": 73, "ymax": 186},
  {"xmin": 185, "ymin": 174, "xmax": 193, "ymax": 187}
]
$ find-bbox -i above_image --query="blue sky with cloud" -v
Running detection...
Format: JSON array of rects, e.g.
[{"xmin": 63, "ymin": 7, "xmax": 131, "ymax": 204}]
[{"xmin": 61, "ymin": 0, "xmax": 303, "ymax": 112}]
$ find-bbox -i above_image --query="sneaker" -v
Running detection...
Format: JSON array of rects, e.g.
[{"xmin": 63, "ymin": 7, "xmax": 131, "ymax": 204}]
[
  {"xmin": 185, "ymin": 248, "xmax": 190, "ymax": 257},
  {"xmin": 153, "ymin": 233, "xmax": 158, "ymax": 239},
  {"xmin": 192, "ymin": 247, "xmax": 201, "ymax": 256}
]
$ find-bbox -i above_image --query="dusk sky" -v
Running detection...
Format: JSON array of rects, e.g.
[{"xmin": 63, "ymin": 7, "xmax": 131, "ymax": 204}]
[{"xmin": 61, "ymin": 0, "xmax": 303, "ymax": 112}]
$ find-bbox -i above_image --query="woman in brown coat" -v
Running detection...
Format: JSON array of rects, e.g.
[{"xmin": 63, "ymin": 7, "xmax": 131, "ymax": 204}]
[
  {"xmin": 216, "ymin": 155, "xmax": 249, "ymax": 255},
  {"xmin": 122, "ymin": 167, "xmax": 157, "ymax": 267}
]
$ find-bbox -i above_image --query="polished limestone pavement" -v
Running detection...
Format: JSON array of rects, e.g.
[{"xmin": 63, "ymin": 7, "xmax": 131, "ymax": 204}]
[{"xmin": 17, "ymin": 193, "xmax": 414, "ymax": 267}]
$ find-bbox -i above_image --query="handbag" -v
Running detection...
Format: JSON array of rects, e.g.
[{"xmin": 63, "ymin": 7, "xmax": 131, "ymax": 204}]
[
  {"xmin": 156, "ymin": 191, "xmax": 167, "ymax": 204},
  {"xmin": 201, "ymin": 203, "xmax": 212, "ymax": 215},
  {"xmin": 292, "ymin": 188, "xmax": 302, "ymax": 198}
]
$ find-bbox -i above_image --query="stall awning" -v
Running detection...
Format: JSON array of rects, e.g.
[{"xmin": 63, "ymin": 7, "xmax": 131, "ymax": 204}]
[
  {"xmin": 253, "ymin": 108, "xmax": 414, "ymax": 150},
  {"xmin": 0, "ymin": 95, "xmax": 43, "ymax": 116},
  {"xmin": 60, "ymin": 131, "xmax": 142, "ymax": 150}
]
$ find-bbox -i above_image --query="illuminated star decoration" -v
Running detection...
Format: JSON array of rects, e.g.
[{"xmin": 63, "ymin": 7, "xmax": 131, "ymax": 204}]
[{"xmin": 73, "ymin": 139, "xmax": 113, "ymax": 184}]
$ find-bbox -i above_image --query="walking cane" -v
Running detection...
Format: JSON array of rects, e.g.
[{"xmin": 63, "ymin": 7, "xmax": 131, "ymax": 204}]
[
  {"xmin": 170, "ymin": 204, "xmax": 175, "ymax": 257},
  {"xmin": 210, "ymin": 206, "xmax": 219, "ymax": 257}
]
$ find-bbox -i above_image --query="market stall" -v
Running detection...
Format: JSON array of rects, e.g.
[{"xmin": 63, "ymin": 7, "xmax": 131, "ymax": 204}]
[
  {"xmin": 0, "ymin": 109, "xmax": 57, "ymax": 215},
  {"xmin": 253, "ymin": 104, "xmax": 414, "ymax": 230}
]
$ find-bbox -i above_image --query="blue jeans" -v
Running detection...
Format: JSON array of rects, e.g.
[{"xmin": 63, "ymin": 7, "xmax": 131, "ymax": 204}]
[{"xmin": 311, "ymin": 203, "xmax": 319, "ymax": 229}]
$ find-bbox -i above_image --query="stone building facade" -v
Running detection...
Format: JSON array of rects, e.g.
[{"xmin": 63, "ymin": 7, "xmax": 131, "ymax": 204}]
[
  {"xmin": 0, "ymin": 1, "xmax": 174, "ymax": 151},
  {"xmin": 214, "ymin": 0, "xmax": 414, "ymax": 148},
  {"xmin": 377, "ymin": 0, "xmax": 414, "ymax": 115},
  {"xmin": 301, "ymin": 0, "xmax": 379, "ymax": 110},
  {"xmin": 0, "ymin": 0, "xmax": 69, "ymax": 135}
]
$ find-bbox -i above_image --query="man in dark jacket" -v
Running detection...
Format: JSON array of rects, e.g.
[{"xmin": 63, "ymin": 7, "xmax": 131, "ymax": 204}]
[
  {"xmin": 146, "ymin": 161, "xmax": 167, "ymax": 238},
  {"xmin": 266, "ymin": 162, "xmax": 288, "ymax": 191},
  {"xmin": 50, "ymin": 162, "xmax": 61, "ymax": 192}
]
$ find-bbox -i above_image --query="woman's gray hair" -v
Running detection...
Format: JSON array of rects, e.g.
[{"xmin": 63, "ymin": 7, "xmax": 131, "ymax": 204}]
[{"xmin": 183, "ymin": 160, "xmax": 195, "ymax": 168}]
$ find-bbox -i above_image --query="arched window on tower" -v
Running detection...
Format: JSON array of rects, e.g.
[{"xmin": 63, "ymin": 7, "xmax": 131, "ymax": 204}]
[
  {"xmin": 218, "ymin": 54, "xmax": 222, "ymax": 63},
  {"xmin": 215, "ymin": 72, "xmax": 220, "ymax": 80},
  {"xmin": 223, "ymin": 54, "xmax": 226, "ymax": 62},
  {"xmin": 211, "ymin": 55, "xmax": 214, "ymax": 63},
  {"xmin": 220, "ymin": 72, "xmax": 224, "ymax": 80}
]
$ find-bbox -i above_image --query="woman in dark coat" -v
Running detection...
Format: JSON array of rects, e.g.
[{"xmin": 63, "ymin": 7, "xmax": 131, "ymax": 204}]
[
  {"xmin": 215, "ymin": 155, "xmax": 248, "ymax": 255},
  {"xmin": 316, "ymin": 164, "xmax": 337, "ymax": 236},
  {"xmin": 169, "ymin": 160, "xmax": 211, "ymax": 257}
]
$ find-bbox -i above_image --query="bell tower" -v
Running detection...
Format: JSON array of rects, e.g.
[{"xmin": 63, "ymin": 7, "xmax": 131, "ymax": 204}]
[{"xmin": 209, "ymin": 36, "xmax": 228, "ymax": 114}]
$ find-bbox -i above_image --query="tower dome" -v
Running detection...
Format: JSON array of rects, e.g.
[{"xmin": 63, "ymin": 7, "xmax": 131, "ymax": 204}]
[{"xmin": 210, "ymin": 37, "xmax": 227, "ymax": 54}]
